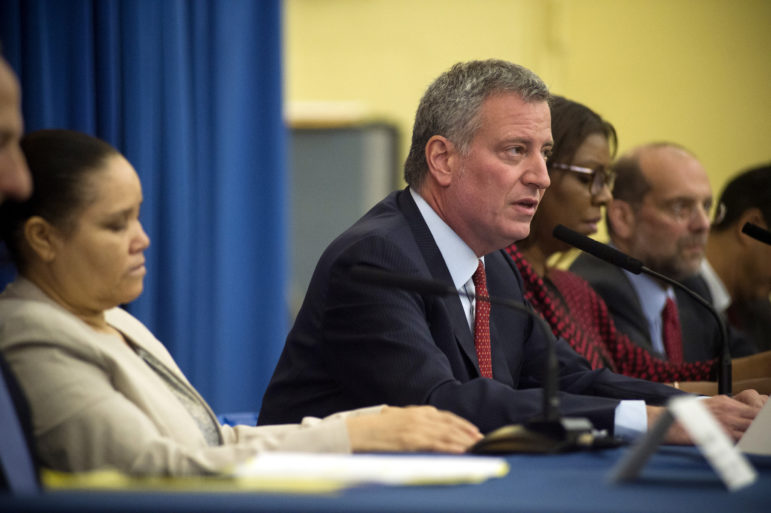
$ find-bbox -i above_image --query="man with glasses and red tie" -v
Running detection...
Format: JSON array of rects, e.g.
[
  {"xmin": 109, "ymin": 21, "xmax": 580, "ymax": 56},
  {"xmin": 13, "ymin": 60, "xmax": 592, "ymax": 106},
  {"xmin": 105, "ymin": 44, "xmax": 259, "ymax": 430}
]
[{"xmin": 571, "ymin": 142, "xmax": 758, "ymax": 364}]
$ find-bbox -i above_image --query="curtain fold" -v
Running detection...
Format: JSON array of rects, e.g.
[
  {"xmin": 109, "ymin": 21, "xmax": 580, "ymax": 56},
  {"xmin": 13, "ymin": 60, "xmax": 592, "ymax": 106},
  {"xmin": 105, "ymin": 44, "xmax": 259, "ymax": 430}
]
[{"xmin": 0, "ymin": 0, "xmax": 288, "ymax": 414}]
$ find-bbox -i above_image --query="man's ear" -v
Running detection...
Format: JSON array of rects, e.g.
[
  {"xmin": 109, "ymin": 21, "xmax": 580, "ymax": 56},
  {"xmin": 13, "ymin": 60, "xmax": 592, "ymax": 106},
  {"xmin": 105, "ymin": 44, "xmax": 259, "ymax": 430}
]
[
  {"xmin": 23, "ymin": 216, "xmax": 60, "ymax": 262},
  {"xmin": 736, "ymin": 207, "xmax": 767, "ymax": 246},
  {"xmin": 425, "ymin": 135, "xmax": 457, "ymax": 187},
  {"xmin": 607, "ymin": 199, "xmax": 637, "ymax": 241}
]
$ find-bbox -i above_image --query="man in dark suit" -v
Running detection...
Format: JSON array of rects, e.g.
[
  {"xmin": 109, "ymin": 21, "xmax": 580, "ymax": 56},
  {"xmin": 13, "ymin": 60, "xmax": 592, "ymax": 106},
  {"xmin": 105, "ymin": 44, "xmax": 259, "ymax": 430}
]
[
  {"xmin": 571, "ymin": 143, "xmax": 756, "ymax": 362},
  {"xmin": 260, "ymin": 61, "xmax": 764, "ymax": 442}
]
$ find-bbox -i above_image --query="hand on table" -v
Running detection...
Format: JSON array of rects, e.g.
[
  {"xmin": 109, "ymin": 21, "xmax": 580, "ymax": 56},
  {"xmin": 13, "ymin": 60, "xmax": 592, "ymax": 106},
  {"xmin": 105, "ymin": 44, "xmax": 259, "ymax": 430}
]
[
  {"xmin": 346, "ymin": 405, "xmax": 483, "ymax": 454},
  {"xmin": 648, "ymin": 389, "xmax": 768, "ymax": 444}
]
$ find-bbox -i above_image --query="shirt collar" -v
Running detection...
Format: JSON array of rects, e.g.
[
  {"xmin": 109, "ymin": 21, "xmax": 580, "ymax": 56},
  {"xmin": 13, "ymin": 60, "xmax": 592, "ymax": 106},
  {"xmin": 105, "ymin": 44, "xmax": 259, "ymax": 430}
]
[
  {"xmin": 410, "ymin": 188, "xmax": 480, "ymax": 289},
  {"xmin": 624, "ymin": 270, "xmax": 675, "ymax": 323},
  {"xmin": 700, "ymin": 258, "xmax": 731, "ymax": 313}
]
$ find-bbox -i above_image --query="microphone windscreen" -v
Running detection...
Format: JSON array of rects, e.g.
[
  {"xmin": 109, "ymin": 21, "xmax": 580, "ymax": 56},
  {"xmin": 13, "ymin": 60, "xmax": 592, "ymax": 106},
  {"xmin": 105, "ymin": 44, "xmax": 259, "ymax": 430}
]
[
  {"xmin": 742, "ymin": 222, "xmax": 771, "ymax": 246},
  {"xmin": 552, "ymin": 224, "xmax": 644, "ymax": 274}
]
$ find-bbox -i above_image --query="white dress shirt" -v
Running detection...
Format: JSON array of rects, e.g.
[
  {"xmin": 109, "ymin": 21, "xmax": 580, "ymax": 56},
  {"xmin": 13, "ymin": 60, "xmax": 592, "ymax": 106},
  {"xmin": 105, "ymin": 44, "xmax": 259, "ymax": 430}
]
[
  {"xmin": 700, "ymin": 259, "xmax": 731, "ymax": 314},
  {"xmin": 410, "ymin": 188, "xmax": 480, "ymax": 331}
]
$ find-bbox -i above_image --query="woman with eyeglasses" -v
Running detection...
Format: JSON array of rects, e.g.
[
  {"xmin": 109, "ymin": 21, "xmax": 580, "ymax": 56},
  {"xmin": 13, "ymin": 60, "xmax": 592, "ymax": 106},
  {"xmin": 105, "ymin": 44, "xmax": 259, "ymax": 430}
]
[{"xmin": 505, "ymin": 95, "xmax": 770, "ymax": 392}]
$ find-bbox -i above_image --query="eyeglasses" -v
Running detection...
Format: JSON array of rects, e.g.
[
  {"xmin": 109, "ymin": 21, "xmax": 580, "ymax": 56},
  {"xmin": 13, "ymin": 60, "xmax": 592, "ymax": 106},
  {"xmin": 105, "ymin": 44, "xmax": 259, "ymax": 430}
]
[
  {"xmin": 550, "ymin": 163, "xmax": 616, "ymax": 196},
  {"xmin": 654, "ymin": 198, "xmax": 714, "ymax": 225}
]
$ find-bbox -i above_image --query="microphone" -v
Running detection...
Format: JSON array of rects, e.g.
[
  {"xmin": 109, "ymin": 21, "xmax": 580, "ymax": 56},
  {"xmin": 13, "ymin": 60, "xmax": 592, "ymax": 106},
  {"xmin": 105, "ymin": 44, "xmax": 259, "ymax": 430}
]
[
  {"xmin": 349, "ymin": 264, "xmax": 609, "ymax": 454},
  {"xmin": 552, "ymin": 224, "xmax": 644, "ymax": 274},
  {"xmin": 552, "ymin": 224, "xmax": 732, "ymax": 395},
  {"xmin": 742, "ymin": 222, "xmax": 771, "ymax": 246}
]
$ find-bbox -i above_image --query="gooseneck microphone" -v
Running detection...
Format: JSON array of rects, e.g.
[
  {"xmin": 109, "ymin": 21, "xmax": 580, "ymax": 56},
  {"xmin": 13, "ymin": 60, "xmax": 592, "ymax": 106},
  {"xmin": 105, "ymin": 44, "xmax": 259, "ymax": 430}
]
[
  {"xmin": 742, "ymin": 222, "xmax": 771, "ymax": 246},
  {"xmin": 349, "ymin": 264, "xmax": 606, "ymax": 454},
  {"xmin": 551, "ymin": 225, "xmax": 644, "ymax": 274},
  {"xmin": 552, "ymin": 224, "xmax": 732, "ymax": 395}
]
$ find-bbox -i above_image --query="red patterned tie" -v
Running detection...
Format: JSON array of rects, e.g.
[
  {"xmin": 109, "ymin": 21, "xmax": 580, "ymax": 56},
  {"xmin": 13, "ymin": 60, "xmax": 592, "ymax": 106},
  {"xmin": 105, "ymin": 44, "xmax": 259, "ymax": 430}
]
[
  {"xmin": 472, "ymin": 260, "xmax": 493, "ymax": 378},
  {"xmin": 662, "ymin": 297, "xmax": 683, "ymax": 364}
]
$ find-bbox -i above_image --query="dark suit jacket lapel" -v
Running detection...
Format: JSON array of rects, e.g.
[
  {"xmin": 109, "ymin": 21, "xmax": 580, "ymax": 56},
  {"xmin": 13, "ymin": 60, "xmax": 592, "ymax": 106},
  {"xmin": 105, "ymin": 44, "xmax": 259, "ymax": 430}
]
[
  {"xmin": 596, "ymin": 264, "xmax": 660, "ymax": 355},
  {"xmin": 610, "ymin": 266, "xmax": 651, "ymax": 338},
  {"xmin": 396, "ymin": 189, "xmax": 480, "ymax": 372},
  {"xmin": 484, "ymin": 250, "xmax": 521, "ymax": 386}
]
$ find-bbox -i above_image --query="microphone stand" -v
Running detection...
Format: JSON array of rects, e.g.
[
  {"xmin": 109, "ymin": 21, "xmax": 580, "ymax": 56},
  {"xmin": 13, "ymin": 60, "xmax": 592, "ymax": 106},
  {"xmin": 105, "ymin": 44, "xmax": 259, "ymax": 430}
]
[
  {"xmin": 458, "ymin": 290, "xmax": 560, "ymax": 424},
  {"xmin": 349, "ymin": 264, "xmax": 604, "ymax": 454},
  {"xmin": 552, "ymin": 224, "xmax": 732, "ymax": 395},
  {"xmin": 637, "ymin": 267, "xmax": 732, "ymax": 396},
  {"xmin": 468, "ymin": 286, "xmax": 604, "ymax": 453}
]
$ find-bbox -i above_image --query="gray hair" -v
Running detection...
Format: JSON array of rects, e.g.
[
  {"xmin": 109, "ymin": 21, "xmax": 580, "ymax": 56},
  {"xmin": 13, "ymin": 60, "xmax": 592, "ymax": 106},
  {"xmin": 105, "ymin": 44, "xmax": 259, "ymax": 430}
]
[{"xmin": 403, "ymin": 59, "xmax": 549, "ymax": 188}]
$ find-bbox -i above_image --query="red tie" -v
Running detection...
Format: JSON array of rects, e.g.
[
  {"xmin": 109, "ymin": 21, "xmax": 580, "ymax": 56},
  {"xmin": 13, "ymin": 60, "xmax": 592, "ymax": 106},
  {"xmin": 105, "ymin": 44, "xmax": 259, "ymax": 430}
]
[
  {"xmin": 662, "ymin": 297, "xmax": 683, "ymax": 363},
  {"xmin": 472, "ymin": 260, "xmax": 493, "ymax": 378}
]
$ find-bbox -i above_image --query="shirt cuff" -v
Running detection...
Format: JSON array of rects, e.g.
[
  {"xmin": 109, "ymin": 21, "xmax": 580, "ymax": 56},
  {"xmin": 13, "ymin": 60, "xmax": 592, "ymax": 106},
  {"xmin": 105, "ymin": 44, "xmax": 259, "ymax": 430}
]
[{"xmin": 614, "ymin": 400, "xmax": 647, "ymax": 440}]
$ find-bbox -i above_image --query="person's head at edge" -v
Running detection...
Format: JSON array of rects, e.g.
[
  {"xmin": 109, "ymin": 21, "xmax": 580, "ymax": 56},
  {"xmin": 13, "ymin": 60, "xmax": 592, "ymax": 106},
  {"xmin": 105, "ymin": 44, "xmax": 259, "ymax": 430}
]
[
  {"xmin": 0, "ymin": 54, "xmax": 31, "ymax": 204},
  {"xmin": 606, "ymin": 142, "xmax": 712, "ymax": 282},
  {"xmin": 403, "ymin": 59, "xmax": 553, "ymax": 257},
  {"xmin": 708, "ymin": 164, "xmax": 771, "ymax": 302},
  {"xmin": 0, "ymin": 129, "xmax": 150, "ymax": 328},
  {"xmin": 518, "ymin": 95, "xmax": 617, "ymax": 262}
]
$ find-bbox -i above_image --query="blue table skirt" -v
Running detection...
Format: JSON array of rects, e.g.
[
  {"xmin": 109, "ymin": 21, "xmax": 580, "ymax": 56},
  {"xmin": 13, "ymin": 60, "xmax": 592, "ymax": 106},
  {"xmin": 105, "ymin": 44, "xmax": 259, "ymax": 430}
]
[{"xmin": 2, "ymin": 446, "xmax": 769, "ymax": 513}]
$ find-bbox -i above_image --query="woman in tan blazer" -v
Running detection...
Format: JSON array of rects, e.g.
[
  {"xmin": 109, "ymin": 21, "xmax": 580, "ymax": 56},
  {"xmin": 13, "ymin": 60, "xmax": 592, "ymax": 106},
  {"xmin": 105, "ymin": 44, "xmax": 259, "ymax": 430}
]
[{"xmin": 0, "ymin": 129, "xmax": 481, "ymax": 476}]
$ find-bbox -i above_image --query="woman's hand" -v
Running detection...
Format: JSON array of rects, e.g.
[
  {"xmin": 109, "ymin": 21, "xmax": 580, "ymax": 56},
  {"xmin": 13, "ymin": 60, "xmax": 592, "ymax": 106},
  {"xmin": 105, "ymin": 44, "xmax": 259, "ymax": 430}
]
[{"xmin": 346, "ymin": 405, "xmax": 483, "ymax": 453}]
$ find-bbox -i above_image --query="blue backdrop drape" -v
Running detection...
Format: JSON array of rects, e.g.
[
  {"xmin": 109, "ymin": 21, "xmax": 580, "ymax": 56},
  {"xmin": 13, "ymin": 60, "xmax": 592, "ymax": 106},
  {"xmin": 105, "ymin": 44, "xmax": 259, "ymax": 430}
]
[{"xmin": 0, "ymin": 0, "xmax": 289, "ymax": 414}]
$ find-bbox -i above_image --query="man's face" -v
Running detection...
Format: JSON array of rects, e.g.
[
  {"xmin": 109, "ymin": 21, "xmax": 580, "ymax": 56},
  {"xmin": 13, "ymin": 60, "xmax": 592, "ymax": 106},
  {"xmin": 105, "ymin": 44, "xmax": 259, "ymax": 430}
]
[
  {"xmin": 442, "ymin": 92, "xmax": 552, "ymax": 256},
  {"xmin": 627, "ymin": 147, "xmax": 712, "ymax": 280},
  {"xmin": 0, "ymin": 57, "xmax": 31, "ymax": 204}
]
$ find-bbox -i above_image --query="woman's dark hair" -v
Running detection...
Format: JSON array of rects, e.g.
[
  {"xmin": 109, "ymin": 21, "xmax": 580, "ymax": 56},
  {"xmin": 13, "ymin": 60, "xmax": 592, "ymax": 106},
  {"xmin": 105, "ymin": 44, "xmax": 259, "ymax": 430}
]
[
  {"xmin": 0, "ymin": 129, "xmax": 119, "ymax": 270},
  {"xmin": 711, "ymin": 164, "xmax": 771, "ymax": 232},
  {"xmin": 547, "ymin": 95, "xmax": 618, "ymax": 167}
]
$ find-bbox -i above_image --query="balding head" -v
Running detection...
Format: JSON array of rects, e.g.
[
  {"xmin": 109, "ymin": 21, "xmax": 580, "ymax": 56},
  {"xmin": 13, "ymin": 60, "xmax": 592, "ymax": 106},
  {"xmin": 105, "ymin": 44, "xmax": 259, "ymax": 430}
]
[{"xmin": 607, "ymin": 142, "xmax": 713, "ymax": 280}]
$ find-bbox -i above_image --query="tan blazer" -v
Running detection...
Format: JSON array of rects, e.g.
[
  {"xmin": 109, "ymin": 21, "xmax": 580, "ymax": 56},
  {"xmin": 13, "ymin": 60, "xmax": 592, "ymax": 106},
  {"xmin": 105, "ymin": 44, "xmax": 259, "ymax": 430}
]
[{"xmin": 0, "ymin": 278, "xmax": 380, "ymax": 476}]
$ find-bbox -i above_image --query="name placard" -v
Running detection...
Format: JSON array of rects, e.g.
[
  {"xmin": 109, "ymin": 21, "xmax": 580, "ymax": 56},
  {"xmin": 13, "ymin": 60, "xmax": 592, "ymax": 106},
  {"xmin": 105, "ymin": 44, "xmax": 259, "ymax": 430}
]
[{"xmin": 609, "ymin": 396, "xmax": 757, "ymax": 491}]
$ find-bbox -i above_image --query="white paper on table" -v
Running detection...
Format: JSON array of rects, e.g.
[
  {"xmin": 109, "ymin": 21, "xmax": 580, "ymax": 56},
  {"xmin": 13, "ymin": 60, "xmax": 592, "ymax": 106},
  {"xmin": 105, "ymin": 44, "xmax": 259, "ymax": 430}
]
[{"xmin": 233, "ymin": 453, "xmax": 508, "ymax": 486}]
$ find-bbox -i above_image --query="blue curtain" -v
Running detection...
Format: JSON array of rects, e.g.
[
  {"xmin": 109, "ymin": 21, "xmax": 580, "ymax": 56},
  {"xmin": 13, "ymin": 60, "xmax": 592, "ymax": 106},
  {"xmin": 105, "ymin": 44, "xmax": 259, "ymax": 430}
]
[{"xmin": 0, "ymin": 0, "xmax": 288, "ymax": 414}]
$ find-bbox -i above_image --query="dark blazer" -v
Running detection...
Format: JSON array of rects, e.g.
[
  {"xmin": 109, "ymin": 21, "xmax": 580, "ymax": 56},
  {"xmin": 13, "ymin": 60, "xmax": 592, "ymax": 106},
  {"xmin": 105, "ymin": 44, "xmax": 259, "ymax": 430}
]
[
  {"xmin": 727, "ymin": 298, "xmax": 771, "ymax": 353},
  {"xmin": 570, "ymin": 253, "xmax": 756, "ymax": 362},
  {"xmin": 259, "ymin": 190, "xmax": 683, "ymax": 433}
]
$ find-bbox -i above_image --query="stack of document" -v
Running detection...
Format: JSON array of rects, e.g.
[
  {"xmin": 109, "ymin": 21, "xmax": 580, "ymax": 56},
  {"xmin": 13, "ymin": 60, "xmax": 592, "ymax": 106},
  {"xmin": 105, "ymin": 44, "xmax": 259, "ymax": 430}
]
[
  {"xmin": 43, "ymin": 454, "xmax": 507, "ymax": 494},
  {"xmin": 233, "ymin": 453, "xmax": 508, "ymax": 487}
]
